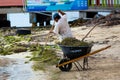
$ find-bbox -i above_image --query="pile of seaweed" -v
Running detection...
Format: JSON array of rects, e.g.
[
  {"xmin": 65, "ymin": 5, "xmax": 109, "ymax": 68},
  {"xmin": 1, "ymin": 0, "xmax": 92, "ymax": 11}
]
[
  {"xmin": 25, "ymin": 44, "xmax": 60, "ymax": 70},
  {"xmin": 59, "ymin": 37, "xmax": 91, "ymax": 47},
  {"xmin": 29, "ymin": 46, "xmax": 59, "ymax": 64}
]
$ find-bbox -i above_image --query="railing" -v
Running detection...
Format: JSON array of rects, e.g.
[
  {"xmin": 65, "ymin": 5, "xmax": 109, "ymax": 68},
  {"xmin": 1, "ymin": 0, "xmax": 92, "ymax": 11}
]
[{"xmin": 88, "ymin": 0, "xmax": 120, "ymax": 8}]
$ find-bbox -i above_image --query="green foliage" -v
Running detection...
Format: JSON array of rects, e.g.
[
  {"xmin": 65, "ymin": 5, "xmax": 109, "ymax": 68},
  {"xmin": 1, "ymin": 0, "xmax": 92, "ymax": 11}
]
[
  {"xmin": 0, "ymin": 45, "xmax": 28, "ymax": 55},
  {"xmin": 4, "ymin": 36, "xmax": 21, "ymax": 44},
  {"xmin": 0, "ymin": 33, "xmax": 31, "ymax": 55},
  {"xmin": 29, "ymin": 44, "xmax": 43, "ymax": 51},
  {"xmin": 28, "ymin": 45, "xmax": 60, "ymax": 71},
  {"xmin": 11, "ymin": 46, "xmax": 28, "ymax": 53},
  {"xmin": 19, "ymin": 35, "xmax": 31, "ymax": 42},
  {"xmin": 0, "ymin": 46, "xmax": 13, "ymax": 55},
  {"xmin": 0, "ymin": 29, "xmax": 60, "ymax": 71},
  {"xmin": 4, "ymin": 35, "xmax": 31, "ymax": 44},
  {"xmin": 30, "ymin": 48, "xmax": 59, "ymax": 64},
  {"xmin": 32, "ymin": 62, "xmax": 46, "ymax": 71},
  {"xmin": 45, "ymin": 45, "xmax": 60, "ymax": 49}
]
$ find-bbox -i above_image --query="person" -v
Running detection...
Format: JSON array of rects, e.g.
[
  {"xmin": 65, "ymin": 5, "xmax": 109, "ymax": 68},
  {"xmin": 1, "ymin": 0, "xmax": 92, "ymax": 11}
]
[{"xmin": 49, "ymin": 10, "xmax": 73, "ymax": 41}]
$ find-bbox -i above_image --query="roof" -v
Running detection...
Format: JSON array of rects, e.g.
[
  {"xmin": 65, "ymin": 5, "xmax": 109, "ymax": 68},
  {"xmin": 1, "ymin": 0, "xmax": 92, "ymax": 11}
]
[{"xmin": 0, "ymin": 0, "xmax": 23, "ymax": 7}]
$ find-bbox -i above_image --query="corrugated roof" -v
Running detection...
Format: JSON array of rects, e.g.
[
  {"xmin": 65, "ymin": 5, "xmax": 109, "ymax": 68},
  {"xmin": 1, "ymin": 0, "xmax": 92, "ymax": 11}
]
[{"xmin": 0, "ymin": 0, "xmax": 23, "ymax": 7}]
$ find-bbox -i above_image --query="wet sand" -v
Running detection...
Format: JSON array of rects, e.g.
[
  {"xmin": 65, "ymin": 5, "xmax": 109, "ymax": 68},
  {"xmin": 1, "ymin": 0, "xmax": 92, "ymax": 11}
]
[{"xmin": 0, "ymin": 52, "xmax": 49, "ymax": 80}]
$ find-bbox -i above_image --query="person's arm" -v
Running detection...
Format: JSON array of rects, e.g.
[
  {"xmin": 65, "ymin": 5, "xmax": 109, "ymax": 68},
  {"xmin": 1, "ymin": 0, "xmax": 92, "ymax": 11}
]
[
  {"xmin": 49, "ymin": 21, "xmax": 55, "ymax": 33},
  {"xmin": 58, "ymin": 10, "xmax": 65, "ymax": 16}
]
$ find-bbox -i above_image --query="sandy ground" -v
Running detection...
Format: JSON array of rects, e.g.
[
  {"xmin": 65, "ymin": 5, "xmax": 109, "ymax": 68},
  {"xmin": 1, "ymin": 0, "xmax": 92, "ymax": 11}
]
[
  {"xmin": 0, "ymin": 25, "xmax": 120, "ymax": 80},
  {"xmin": 49, "ymin": 25, "xmax": 120, "ymax": 80}
]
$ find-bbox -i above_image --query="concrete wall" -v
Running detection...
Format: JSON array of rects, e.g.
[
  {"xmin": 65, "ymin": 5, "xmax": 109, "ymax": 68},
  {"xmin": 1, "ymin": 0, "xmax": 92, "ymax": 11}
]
[{"xmin": 7, "ymin": 13, "xmax": 31, "ymax": 27}]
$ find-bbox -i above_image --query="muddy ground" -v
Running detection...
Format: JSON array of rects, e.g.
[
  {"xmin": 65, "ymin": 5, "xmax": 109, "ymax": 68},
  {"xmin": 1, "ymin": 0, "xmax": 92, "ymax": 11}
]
[{"xmin": 0, "ymin": 25, "xmax": 120, "ymax": 80}]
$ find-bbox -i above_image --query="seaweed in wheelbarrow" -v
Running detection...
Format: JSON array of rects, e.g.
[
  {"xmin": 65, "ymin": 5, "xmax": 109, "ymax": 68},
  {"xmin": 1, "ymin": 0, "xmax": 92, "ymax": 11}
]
[
  {"xmin": 58, "ymin": 38, "xmax": 93, "ymax": 59},
  {"xmin": 59, "ymin": 37, "xmax": 90, "ymax": 47}
]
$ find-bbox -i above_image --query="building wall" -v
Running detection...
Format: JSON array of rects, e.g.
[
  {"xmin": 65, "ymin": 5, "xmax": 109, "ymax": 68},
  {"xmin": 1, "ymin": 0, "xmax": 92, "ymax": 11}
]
[{"xmin": 7, "ymin": 13, "xmax": 31, "ymax": 27}]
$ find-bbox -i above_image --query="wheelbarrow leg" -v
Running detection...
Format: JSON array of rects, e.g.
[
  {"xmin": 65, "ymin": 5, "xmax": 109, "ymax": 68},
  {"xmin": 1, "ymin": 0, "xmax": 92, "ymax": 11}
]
[
  {"xmin": 76, "ymin": 61, "xmax": 83, "ymax": 70},
  {"xmin": 73, "ymin": 62, "xmax": 81, "ymax": 71},
  {"xmin": 83, "ymin": 57, "xmax": 88, "ymax": 70},
  {"xmin": 83, "ymin": 57, "xmax": 91, "ymax": 70},
  {"xmin": 74, "ymin": 61, "xmax": 87, "ymax": 71},
  {"xmin": 74, "ymin": 57, "xmax": 91, "ymax": 71}
]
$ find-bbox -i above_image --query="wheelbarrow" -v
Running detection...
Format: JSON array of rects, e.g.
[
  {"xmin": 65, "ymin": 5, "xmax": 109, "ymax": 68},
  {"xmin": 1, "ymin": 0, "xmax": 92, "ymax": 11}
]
[{"xmin": 56, "ymin": 45, "xmax": 111, "ymax": 71}]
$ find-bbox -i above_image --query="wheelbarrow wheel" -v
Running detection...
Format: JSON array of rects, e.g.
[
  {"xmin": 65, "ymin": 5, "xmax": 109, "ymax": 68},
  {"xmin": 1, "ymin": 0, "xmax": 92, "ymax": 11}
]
[{"xmin": 58, "ymin": 59, "xmax": 72, "ymax": 71}]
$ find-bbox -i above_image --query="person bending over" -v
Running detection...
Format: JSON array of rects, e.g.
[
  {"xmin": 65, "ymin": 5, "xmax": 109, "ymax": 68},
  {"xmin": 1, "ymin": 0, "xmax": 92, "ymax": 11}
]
[{"xmin": 49, "ymin": 10, "xmax": 73, "ymax": 41}]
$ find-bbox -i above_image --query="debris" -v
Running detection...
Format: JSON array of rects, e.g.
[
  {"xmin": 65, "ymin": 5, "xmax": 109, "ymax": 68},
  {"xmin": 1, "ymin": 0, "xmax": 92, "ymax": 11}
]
[
  {"xmin": 69, "ymin": 18, "xmax": 88, "ymax": 27},
  {"xmin": 85, "ymin": 12, "xmax": 120, "ymax": 26},
  {"xmin": 69, "ymin": 11, "xmax": 120, "ymax": 27},
  {"xmin": 12, "ymin": 46, "xmax": 27, "ymax": 53}
]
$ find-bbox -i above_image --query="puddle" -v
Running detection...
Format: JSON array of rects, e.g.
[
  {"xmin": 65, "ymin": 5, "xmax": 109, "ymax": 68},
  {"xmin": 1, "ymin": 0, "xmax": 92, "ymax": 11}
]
[{"xmin": 0, "ymin": 52, "xmax": 49, "ymax": 80}]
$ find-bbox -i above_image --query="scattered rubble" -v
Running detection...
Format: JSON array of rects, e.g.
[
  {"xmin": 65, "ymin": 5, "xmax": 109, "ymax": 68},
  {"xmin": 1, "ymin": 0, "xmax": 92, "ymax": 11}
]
[
  {"xmin": 69, "ymin": 11, "xmax": 120, "ymax": 27},
  {"xmin": 69, "ymin": 18, "xmax": 88, "ymax": 27},
  {"xmin": 85, "ymin": 12, "xmax": 120, "ymax": 27}
]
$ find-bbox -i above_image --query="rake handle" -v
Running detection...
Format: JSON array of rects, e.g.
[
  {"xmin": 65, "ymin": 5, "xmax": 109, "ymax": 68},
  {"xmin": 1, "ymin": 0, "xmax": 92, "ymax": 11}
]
[{"xmin": 45, "ymin": 21, "xmax": 55, "ymax": 45}]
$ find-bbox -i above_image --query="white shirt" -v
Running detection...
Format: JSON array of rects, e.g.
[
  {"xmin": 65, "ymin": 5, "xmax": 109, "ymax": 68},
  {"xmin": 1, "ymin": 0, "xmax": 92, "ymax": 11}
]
[{"xmin": 53, "ymin": 14, "xmax": 73, "ymax": 41}]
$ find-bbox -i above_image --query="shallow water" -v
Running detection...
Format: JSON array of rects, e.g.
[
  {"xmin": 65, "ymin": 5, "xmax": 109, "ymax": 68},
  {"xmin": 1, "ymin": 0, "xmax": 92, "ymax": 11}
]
[{"xmin": 0, "ymin": 52, "xmax": 49, "ymax": 80}]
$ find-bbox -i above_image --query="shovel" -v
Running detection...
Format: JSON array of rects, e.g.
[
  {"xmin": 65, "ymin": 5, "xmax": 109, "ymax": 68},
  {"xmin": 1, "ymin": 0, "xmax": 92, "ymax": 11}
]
[{"xmin": 81, "ymin": 23, "xmax": 99, "ymax": 41}]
